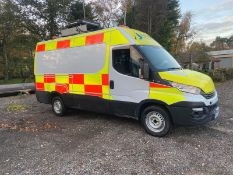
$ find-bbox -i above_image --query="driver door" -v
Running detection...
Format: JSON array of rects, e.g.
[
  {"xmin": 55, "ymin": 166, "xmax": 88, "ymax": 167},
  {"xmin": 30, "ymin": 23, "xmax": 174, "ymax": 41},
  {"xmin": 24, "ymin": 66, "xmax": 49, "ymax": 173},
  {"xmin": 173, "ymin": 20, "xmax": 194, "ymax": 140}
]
[{"xmin": 109, "ymin": 45, "xmax": 149, "ymax": 117}]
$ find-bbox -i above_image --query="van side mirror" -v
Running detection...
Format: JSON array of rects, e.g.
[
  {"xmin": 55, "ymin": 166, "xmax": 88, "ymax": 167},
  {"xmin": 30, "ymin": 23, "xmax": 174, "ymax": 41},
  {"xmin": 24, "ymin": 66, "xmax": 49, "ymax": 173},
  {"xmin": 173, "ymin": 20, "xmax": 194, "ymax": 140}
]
[{"xmin": 143, "ymin": 62, "xmax": 150, "ymax": 80}]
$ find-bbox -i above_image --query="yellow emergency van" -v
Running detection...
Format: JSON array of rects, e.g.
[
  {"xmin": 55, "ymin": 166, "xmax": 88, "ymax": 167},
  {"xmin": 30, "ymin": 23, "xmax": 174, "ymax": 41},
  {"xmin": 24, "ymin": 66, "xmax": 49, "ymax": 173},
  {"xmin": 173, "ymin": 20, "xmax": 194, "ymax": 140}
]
[{"xmin": 34, "ymin": 25, "xmax": 219, "ymax": 137}]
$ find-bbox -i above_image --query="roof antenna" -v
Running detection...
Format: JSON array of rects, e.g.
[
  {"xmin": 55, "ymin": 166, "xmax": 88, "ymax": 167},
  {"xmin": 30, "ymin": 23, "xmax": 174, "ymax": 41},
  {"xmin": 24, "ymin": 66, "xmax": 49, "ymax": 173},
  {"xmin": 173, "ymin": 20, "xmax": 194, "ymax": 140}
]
[
  {"xmin": 124, "ymin": 9, "xmax": 126, "ymax": 25},
  {"xmin": 83, "ymin": 0, "xmax": 86, "ymax": 19}
]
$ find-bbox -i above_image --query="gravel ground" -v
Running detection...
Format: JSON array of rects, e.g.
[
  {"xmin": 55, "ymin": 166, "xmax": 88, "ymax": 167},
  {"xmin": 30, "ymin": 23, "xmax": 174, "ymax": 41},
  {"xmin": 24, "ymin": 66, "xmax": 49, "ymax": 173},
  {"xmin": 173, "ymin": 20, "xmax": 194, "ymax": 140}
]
[{"xmin": 0, "ymin": 80, "xmax": 233, "ymax": 175}]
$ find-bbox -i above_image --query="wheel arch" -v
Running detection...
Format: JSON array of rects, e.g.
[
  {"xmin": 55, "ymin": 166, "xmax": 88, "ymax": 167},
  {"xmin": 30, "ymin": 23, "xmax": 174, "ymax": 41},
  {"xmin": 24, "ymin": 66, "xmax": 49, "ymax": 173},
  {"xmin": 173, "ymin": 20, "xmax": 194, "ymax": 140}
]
[
  {"xmin": 50, "ymin": 91, "xmax": 62, "ymax": 103},
  {"xmin": 136, "ymin": 99, "xmax": 174, "ymax": 124}
]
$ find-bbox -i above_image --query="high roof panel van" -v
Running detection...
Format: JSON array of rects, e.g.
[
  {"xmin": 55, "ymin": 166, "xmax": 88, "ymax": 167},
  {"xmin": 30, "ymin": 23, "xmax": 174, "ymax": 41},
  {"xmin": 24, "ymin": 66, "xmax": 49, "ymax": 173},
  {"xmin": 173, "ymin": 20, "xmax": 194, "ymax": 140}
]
[{"xmin": 34, "ymin": 26, "xmax": 219, "ymax": 137}]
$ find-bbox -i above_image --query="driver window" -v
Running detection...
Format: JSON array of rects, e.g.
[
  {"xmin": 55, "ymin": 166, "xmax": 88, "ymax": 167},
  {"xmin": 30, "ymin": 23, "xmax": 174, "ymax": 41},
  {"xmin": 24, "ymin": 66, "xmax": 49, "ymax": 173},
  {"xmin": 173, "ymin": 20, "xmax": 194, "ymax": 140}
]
[{"xmin": 112, "ymin": 46, "xmax": 143, "ymax": 78}]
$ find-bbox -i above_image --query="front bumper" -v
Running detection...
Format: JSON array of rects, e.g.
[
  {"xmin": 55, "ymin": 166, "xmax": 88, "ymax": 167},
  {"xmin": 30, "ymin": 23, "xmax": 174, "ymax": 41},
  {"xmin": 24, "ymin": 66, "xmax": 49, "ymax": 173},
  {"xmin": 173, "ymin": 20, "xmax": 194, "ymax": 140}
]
[{"xmin": 169, "ymin": 101, "xmax": 219, "ymax": 126}]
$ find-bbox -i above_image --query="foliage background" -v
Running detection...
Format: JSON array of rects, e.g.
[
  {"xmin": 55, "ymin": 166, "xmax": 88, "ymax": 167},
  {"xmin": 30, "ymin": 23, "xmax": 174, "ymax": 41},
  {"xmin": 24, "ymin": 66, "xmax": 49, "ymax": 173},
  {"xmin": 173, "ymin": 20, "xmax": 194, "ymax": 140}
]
[{"xmin": 0, "ymin": 0, "xmax": 232, "ymax": 83}]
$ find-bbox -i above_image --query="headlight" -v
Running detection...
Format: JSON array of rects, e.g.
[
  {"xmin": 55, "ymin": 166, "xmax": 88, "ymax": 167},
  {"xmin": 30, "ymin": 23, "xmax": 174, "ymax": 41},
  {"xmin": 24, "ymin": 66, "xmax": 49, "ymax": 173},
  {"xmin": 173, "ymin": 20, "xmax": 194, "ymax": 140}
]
[{"xmin": 170, "ymin": 82, "xmax": 201, "ymax": 95}]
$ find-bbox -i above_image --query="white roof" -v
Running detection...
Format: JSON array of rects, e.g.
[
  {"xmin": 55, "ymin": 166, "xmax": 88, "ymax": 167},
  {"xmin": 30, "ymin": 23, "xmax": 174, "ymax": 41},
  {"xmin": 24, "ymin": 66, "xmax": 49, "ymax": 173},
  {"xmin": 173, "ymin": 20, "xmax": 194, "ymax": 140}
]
[
  {"xmin": 207, "ymin": 49, "xmax": 233, "ymax": 56},
  {"xmin": 207, "ymin": 50, "xmax": 233, "ymax": 60}
]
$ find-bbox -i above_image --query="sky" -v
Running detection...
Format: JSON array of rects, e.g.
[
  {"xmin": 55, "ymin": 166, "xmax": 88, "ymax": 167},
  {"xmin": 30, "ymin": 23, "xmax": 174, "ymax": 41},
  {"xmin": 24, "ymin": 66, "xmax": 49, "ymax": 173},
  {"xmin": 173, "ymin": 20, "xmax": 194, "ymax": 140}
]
[{"xmin": 180, "ymin": 0, "xmax": 233, "ymax": 44}]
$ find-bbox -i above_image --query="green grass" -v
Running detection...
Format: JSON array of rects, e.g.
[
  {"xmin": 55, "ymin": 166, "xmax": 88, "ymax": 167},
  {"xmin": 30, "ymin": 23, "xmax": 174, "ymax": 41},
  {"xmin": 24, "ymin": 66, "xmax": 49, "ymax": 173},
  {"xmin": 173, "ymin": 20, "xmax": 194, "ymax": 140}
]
[{"xmin": 0, "ymin": 78, "xmax": 34, "ymax": 85}]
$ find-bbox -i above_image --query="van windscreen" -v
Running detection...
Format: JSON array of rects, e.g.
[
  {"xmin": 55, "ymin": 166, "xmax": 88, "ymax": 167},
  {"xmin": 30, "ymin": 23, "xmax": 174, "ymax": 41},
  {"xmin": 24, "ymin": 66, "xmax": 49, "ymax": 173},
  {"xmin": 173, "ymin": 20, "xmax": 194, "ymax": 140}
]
[{"xmin": 137, "ymin": 45, "xmax": 181, "ymax": 72}]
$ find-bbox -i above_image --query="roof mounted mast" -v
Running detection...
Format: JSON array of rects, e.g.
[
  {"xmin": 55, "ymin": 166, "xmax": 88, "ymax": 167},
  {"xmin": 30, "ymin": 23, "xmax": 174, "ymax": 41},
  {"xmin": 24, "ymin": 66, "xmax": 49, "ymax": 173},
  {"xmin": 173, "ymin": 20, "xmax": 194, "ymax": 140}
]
[{"xmin": 60, "ymin": 19, "xmax": 102, "ymax": 37}]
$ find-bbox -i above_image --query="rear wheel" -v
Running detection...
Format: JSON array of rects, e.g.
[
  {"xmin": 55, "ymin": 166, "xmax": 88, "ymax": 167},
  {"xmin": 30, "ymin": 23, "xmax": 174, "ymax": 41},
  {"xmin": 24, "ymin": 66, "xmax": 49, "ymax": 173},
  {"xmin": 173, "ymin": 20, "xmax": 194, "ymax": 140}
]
[
  {"xmin": 141, "ymin": 106, "xmax": 171, "ymax": 137},
  {"xmin": 52, "ymin": 96, "xmax": 66, "ymax": 116}
]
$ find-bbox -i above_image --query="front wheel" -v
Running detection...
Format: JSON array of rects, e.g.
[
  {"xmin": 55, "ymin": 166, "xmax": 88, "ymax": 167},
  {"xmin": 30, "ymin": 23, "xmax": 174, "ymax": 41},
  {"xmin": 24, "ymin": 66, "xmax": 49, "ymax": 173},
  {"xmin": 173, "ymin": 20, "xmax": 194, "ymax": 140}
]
[
  {"xmin": 141, "ymin": 106, "xmax": 172, "ymax": 137},
  {"xmin": 52, "ymin": 96, "xmax": 66, "ymax": 116}
]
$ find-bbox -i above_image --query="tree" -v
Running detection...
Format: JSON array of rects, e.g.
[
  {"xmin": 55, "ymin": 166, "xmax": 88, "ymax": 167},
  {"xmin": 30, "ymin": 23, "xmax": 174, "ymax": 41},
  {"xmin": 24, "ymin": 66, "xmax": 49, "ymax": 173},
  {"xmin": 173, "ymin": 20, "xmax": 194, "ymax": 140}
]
[
  {"xmin": 226, "ymin": 36, "xmax": 233, "ymax": 49},
  {"xmin": 172, "ymin": 12, "xmax": 205, "ymax": 69},
  {"xmin": 0, "ymin": 0, "xmax": 22, "ymax": 80},
  {"xmin": 173, "ymin": 12, "xmax": 196, "ymax": 56},
  {"xmin": 227, "ymin": 36, "xmax": 233, "ymax": 49},
  {"xmin": 158, "ymin": 0, "xmax": 180, "ymax": 51},
  {"xmin": 210, "ymin": 36, "xmax": 232, "ymax": 50},
  {"xmin": 120, "ymin": 0, "xmax": 135, "ymax": 25},
  {"xmin": 188, "ymin": 42, "xmax": 210, "ymax": 67},
  {"xmin": 0, "ymin": 0, "xmax": 37, "ymax": 81},
  {"xmin": 126, "ymin": 0, "xmax": 167, "ymax": 35},
  {"xmin": 177, "ymin": 42, "xmax": 211, "ymax": 70},
  {"xmin": 120, "ymin": 0, "xmax": 180, "ymax": 51},
  {"xmin": 91, "ymin": 0, "xmax": 122, "ymax": 28},
  {"xmin": 16, "ymin": 0, "xmax": 72, "ymax": 39},
  {"xmin": 68, "ymin": 0, "xmax": 95, "ymax": 22}
]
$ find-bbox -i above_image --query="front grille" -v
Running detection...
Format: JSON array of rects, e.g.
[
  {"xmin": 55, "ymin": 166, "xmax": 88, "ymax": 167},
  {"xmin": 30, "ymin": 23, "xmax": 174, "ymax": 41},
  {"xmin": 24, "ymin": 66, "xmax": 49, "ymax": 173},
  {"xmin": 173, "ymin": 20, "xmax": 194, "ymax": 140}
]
[{"xmin": 202, "ymin": 91, "xmax": 215, "ymax": 99}]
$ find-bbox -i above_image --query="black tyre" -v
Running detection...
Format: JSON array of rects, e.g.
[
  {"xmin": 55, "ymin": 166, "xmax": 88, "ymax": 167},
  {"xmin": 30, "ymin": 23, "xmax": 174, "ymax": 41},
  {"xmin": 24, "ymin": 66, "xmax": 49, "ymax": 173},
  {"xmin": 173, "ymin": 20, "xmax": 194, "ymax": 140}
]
[
  {"xmin": 141, "ymin": 106, "xmax": 172, "ymax": 137},
  {"xmin": 52, "ymin": 96, "xmax": 66, "ymax": 116}
]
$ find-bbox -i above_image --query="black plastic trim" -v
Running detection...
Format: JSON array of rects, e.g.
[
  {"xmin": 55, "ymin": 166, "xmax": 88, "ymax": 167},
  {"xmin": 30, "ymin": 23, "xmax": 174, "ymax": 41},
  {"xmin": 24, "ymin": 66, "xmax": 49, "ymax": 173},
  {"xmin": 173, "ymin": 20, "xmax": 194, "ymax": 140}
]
[
  {"xmin": 135, "ymin": 99, "xmax": 168, "ymax": 118},
  {"xmin": 36, "ymin": 91, "xmax": 139, "ymax": 118},
  {"xmin": 169, "ymin": 103, "xmax": 219, "ymax": 126},
  {"xmin": 171, "ymin": 101, "xmax": 205, "ymax": 108},
  {"xmin": 36, "ymin": 91, "xmax": 51, "ymax": 104}
]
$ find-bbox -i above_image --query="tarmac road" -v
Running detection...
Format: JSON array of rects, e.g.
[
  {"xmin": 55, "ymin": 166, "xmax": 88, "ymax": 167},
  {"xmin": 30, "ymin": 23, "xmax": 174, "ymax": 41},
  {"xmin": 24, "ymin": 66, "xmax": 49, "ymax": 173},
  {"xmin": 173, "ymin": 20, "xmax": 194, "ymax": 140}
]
[{"xmin": 0, "ymin": 80, "xmax": 233, "ymax": 175}]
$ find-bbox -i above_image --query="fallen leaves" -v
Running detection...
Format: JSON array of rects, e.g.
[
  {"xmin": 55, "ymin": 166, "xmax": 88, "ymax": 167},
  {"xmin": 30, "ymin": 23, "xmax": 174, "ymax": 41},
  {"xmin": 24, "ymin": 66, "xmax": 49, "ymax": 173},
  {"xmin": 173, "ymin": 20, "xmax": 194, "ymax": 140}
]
[
  {"xmin": 43, "ymin": 122, "xmax": 57, "ymax": 129},
  {"xmin": 0, "ymin": 119, "xmax": 57, "ymax": 132},
  {"xmin": 1, "ymin": 101, "xmax": 57, "ymax": 132},
  {"xmin": 6, "ymin": 103, "xmax": 30, "ymax": 113}
]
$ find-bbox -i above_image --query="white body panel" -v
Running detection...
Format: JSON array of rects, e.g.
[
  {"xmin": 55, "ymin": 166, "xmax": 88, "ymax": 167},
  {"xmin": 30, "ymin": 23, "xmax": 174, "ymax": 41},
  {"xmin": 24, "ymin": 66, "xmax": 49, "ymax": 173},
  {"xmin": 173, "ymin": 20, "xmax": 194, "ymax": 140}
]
[
  {"xmin": 109, "ymin": 46, "xmax": 149, "ymax": 103},
  {"xmin": 184, "ymin": 91, "xmax": 218, "ymax": 106}
]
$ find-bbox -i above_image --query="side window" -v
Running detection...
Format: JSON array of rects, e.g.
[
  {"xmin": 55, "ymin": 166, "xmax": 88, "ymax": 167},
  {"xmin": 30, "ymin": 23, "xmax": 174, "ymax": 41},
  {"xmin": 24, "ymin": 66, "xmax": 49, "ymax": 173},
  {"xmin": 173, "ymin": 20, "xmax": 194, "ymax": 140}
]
[
  {"xmin": 112, "ymin": 49, "xmax": 131, "ymax": 75},
  {"xmin": 112, "ymin": 47, "xmax": 142, "ymax": 78}
]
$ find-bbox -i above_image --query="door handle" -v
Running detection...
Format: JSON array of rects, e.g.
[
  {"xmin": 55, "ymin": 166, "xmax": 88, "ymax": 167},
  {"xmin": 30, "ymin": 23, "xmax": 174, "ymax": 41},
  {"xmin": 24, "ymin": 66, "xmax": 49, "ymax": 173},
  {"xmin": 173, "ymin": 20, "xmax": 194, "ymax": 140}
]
[{"xmin": 110, "ymin": 80, "xmax": 114, "ymax": 89}]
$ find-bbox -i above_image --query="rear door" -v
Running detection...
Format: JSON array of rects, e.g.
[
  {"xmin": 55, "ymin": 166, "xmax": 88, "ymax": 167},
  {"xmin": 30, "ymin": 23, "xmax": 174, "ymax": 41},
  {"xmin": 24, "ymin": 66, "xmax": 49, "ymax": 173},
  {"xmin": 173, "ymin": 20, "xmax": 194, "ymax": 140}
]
[{"xmin": 109, "ymin": 45, "xmax": 149, "ymax": 117}]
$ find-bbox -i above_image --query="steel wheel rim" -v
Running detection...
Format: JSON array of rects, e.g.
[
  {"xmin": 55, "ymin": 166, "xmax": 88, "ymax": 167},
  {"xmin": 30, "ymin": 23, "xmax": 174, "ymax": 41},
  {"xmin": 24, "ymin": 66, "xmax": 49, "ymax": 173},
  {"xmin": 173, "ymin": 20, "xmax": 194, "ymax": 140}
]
[
  {"xmin": 146, "ymin": 111, "xmax": 165, "ymax": 133},
  {"xmin": 54, "ymin": 100, "xmax": 62, "ymax": 114}
]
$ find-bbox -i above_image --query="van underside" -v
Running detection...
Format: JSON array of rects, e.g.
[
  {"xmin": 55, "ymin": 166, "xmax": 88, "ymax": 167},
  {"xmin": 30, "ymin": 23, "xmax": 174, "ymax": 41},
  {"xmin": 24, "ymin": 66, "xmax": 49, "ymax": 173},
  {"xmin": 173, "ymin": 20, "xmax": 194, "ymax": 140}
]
[{"xmin": 36, "ymin": 91, "xmax": 218, "ymax": 126}]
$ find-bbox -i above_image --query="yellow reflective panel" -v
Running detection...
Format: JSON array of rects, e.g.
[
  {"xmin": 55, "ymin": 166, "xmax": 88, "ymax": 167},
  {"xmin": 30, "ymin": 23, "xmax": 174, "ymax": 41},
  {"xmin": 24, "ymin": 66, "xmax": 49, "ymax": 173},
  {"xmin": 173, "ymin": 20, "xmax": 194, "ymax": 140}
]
[
  {"xmin": 69, "ymin": 84, "xmax": 74, "ymax": 92},
  {"xmin": 44, "ymin": 83, "xmax": 55, "ymax": 92},
  {"xmin": 103, "ymin": 94, "xmax": 112, "ymax": 100},
  {"xmin": 35, "ymin": 75, "xmax": 44, "ymax": 83},
  {"xmin": 34, "ymin": 53, "xmax": 37, "ymax": 74},
  {"xmin": 45, "ymin": 41, "xmax": 57, "ymax": 51},
  {"xmin": 149, "ymin": 87, "xmax": 185, "ymax": 105},
  {"xmin": 55, "ymin": 75, "xmax": 69, "ymax": 84},
  {"xmin": 70, "ymin": 36, "xmax": 85, "ymax": 47},
  {"xmin": 159, "ymin": 69, "xmax": 215, "ymax": 94},
  {"xmin": 123, "ymin": 28, "xmax": 161, "ymax": 46},
  {"xmin": 111, "ymin": 30, "xmax": 129, "ymax": 45},
  {"xmin": 71, "ymin": 84, "xmax": 85, "ymax": 94},
  {"xmin": 102, "ymin": 85, "xmax": 112, "ymax": 99},
  {"xmin": 102, "ymin": 85, "xmax": 109, "ymax": 95},
  {"xmin": 84, "ymin": 74, "xmax": 102, "ymax": 85},
  {"xmin": 99, "ymin": 45, "xmax": 110, "ymax": 74},
  {"xmin": 104, "ymin": 32, "xmax": 111, "ymax": 44}
]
